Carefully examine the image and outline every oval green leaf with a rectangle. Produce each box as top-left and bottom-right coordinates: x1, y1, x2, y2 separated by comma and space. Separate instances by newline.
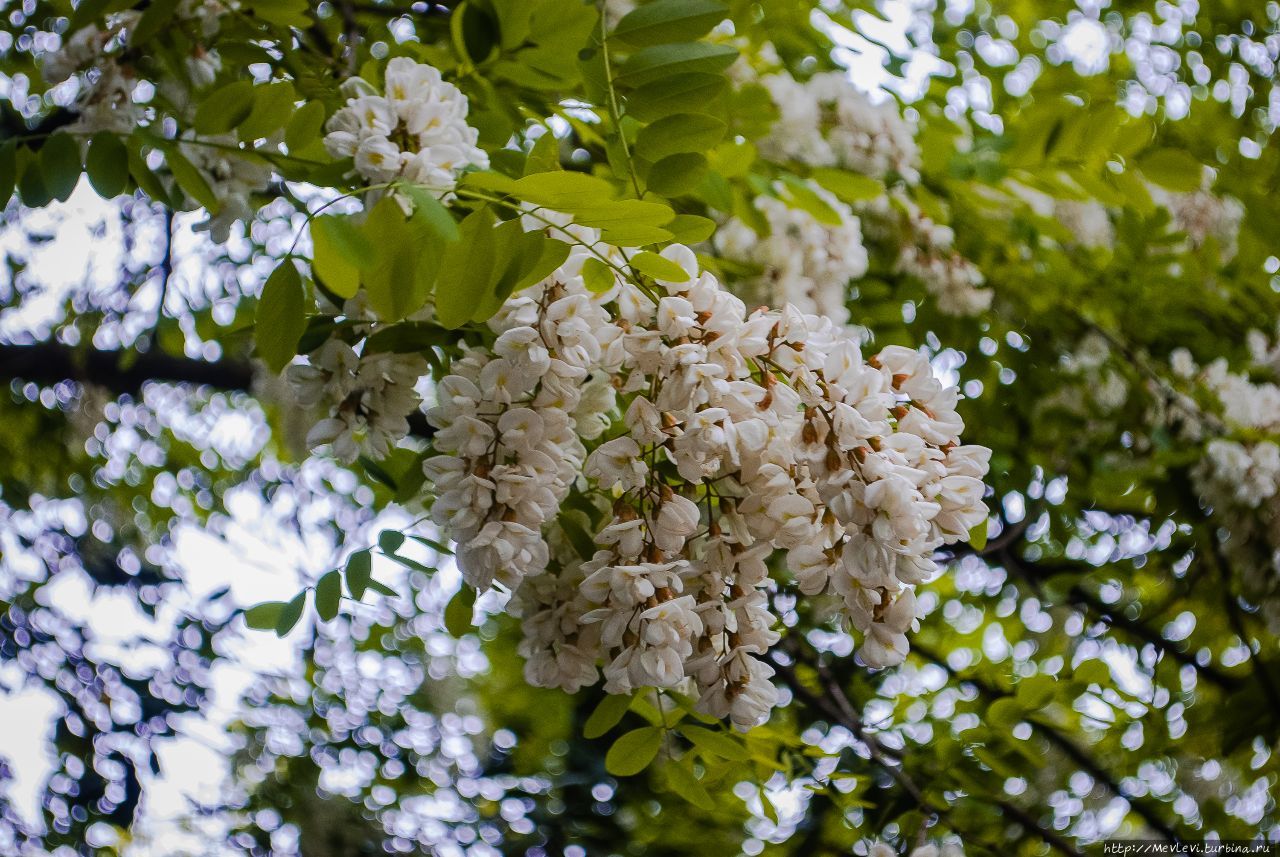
605, 726, 663, 776
256, 260, 307, 373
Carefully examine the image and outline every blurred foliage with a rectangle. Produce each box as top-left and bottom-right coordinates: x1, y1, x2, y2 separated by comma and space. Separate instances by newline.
0, 0, 1279, 856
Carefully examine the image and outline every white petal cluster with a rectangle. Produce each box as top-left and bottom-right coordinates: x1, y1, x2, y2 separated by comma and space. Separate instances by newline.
287, 338, 428, 464
324, 58, 488, 194
878, 193, 992, 317
42, 12, 148, 135
1172, 344, 1280, 510
715, 186, 868, 327
1054, 199, 1115, 250
862, 841, 965, 857
179, 133, 273, 243
1150, 185, 1244, 262
757, 69, 921, 183
424, 218, 988, 727
1202, 439, 1280, 508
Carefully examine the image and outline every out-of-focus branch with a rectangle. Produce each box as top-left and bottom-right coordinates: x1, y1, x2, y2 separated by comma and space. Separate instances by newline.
943, 508, 1240, 692
774, 644, 1086, 857
0, 342, 254, 393
911, 641, 1184, 845
0, 341, 435, 438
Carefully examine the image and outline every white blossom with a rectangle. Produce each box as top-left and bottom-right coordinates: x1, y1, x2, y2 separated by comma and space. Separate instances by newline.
324, 57, 488, 196
412, 219, 988, 725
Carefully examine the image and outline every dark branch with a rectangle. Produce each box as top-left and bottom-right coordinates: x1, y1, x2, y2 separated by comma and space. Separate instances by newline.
0, 342, 254, 394
912, 642, 1184, 845
0, 341, 436, 438
774, 645, 1085, 857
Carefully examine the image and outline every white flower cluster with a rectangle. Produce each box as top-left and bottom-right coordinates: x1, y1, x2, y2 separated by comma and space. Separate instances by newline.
180, 133, 273, 243
42, 11, 148, 135
1151, 185, 1244, 262
757, 69, 921, 183
1054, 199, 1115, 250
324, 58, 488, 194
1171, 345, 1280, 510
287, 338, 428, 464
887, 194, 992, 316
863, 842, 964, 857
715, 186, 869, 327
421, 218, 988, 727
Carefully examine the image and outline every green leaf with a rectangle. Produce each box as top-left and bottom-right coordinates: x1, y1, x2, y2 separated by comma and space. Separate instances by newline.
507, 170, 617, 209
809, 167, 883, 203
285, 100, 327, 152
129, 0, 180, 46
582, 257, 616, 294
128, 145, 172, 205
987, 697, 1023, 730
367, 579, 397, 598
85, 133, 129, 198
378, 530, 406, 554
625, 73, 727, 123
18, 154, 52, 208
1016, 674, 1057, 709
243, 601, 286, 630
664, 759, 714, 809
0, 140, 15, 210
646, 152, 708, 196
195, 80, 257, 135
1075, 659, 1111, 687
584, 693, 634, 739
665, 213, 716, 244
759, 786, 779, 824
707, 140, 756, 178
777, 177, 842, 226
511, 237, 570, 292
314, 570, 341, 622
605, 726, 663, 776
635, 113, 726, 162
967, 519, 989, 553
1138, 148, 1205, 193
275, 589, 307, 636
403, 185, 462, 243
612, 0, 727, 47
243, 0, 311, 28
444, 585, 477, 637
255, 260, 307, 373
680, 725, 749, 761
166, 147, 219, 211
630, 250, 690, 282
345, 549, 373, 600
615, 43, 738, 88
435, 206, 498, 328
238, 81, 297, 141
572, 199, 676, 232
41, 132, 81, 203
407, 534, 454, 555
310, 214, 371, 299
361, 196, 441, 320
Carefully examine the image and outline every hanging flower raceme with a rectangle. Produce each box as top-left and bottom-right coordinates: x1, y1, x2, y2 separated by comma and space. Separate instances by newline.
755, 67, 921, 183
324, 57, 489, 195
420, 216, 990, 728
715, 184, 869, 327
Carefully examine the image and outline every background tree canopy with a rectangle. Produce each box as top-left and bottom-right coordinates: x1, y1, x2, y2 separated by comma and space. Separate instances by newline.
0, 0, 1278, 855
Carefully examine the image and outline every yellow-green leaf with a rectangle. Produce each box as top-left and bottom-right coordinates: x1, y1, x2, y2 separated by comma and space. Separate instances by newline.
584, 693, 633, 739
255, 260, 307, 373
605, 726, 662, 776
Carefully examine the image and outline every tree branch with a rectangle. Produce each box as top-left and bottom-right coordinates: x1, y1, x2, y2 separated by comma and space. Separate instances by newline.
774, 644, 1086, 857
911, 642, 1184, 844
0, 342, 254, 394
0, 341, 436, 438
